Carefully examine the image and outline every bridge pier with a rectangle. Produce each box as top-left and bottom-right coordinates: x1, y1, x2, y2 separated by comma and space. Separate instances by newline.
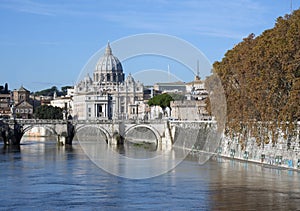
0, 120, 24, 145
111, 131, 124, 145
66, 121, 75, 145
57, 134, 65, 145
56, 121, 75, 145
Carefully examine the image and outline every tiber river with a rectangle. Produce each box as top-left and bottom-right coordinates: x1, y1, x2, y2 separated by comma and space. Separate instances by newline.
1, 136, 300, 210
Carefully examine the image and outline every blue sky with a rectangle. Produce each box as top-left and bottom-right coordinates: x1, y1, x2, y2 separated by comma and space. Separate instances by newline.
0, 0, 299, 91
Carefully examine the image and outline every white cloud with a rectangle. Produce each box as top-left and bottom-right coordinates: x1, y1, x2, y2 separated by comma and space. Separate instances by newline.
0, 0, 56, 16
0, 0, 271, 39
98, 0, 268, 39
0, 0, 93, 16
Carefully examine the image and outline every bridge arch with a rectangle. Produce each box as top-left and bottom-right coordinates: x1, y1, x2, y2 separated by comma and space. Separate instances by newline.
23, 125, 58, 136
124, 124, 161, 144
75, 125, 111, 144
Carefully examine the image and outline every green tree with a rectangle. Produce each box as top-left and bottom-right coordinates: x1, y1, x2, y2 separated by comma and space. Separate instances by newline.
34, 85, 73, 97
169, 93, 185, 101
34, 105, 63, 119
35, 86, 58, 96
148, 93, 174, 110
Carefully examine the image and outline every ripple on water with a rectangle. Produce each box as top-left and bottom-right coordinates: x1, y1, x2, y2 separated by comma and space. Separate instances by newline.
1, 138, 300, 210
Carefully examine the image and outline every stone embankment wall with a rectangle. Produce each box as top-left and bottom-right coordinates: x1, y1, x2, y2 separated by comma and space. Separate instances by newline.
219, 135, 300, 170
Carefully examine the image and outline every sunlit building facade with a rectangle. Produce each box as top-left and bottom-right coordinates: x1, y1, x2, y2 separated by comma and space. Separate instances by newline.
72, 43, 144, 120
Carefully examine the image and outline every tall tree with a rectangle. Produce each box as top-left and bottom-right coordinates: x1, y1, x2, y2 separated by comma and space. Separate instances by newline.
210, 9, 300, 146
34, 105, 63, 119
148, 93, 174, 110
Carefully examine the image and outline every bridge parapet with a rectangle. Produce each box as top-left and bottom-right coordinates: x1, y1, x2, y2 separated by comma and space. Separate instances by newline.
3, 118, 67, 125
169, 120, 217, 128
71, 119, 166, 125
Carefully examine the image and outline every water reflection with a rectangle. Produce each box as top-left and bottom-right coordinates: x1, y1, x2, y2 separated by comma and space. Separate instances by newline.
208, 156, 300, 210
1, 144, 21, 154
76, 126, 191, 179
117, 141, 158, 159
78, 137, 190, 179
1, 137, 300, 210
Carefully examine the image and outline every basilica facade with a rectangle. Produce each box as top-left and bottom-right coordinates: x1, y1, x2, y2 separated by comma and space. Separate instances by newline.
72, 43, 144, 120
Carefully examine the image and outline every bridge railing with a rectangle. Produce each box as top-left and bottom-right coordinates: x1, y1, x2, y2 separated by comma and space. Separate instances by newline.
73, 119, 168, 125
169, 120, 217, 124
2, 118, 67, 125
74, 119, 113, 124
71, 119, 216, 125
1, 118, 218, 125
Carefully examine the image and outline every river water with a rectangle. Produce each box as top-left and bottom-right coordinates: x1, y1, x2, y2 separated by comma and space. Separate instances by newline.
1, 137, 300, 210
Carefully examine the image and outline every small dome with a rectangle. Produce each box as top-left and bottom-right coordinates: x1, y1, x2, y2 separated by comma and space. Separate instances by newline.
95, 42, 123, 73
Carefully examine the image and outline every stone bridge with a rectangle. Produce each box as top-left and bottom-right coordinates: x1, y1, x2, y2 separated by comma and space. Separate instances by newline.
0, 118, 217, 147
0, 119, 169, 145
0, 119, 75, 145
74, 119, 167, 145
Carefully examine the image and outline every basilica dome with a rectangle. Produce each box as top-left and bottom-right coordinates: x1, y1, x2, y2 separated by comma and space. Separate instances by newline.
94, 42, 124, 84
95, 43, 123, 72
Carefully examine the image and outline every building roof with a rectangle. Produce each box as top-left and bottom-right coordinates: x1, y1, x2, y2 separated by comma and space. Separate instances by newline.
15, 100, 33, 108
84, 73, 93, 84
154, 81, 186, 86
17, 86, 29, 92
125, 73, 135, 84
186, 79, 204, 85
